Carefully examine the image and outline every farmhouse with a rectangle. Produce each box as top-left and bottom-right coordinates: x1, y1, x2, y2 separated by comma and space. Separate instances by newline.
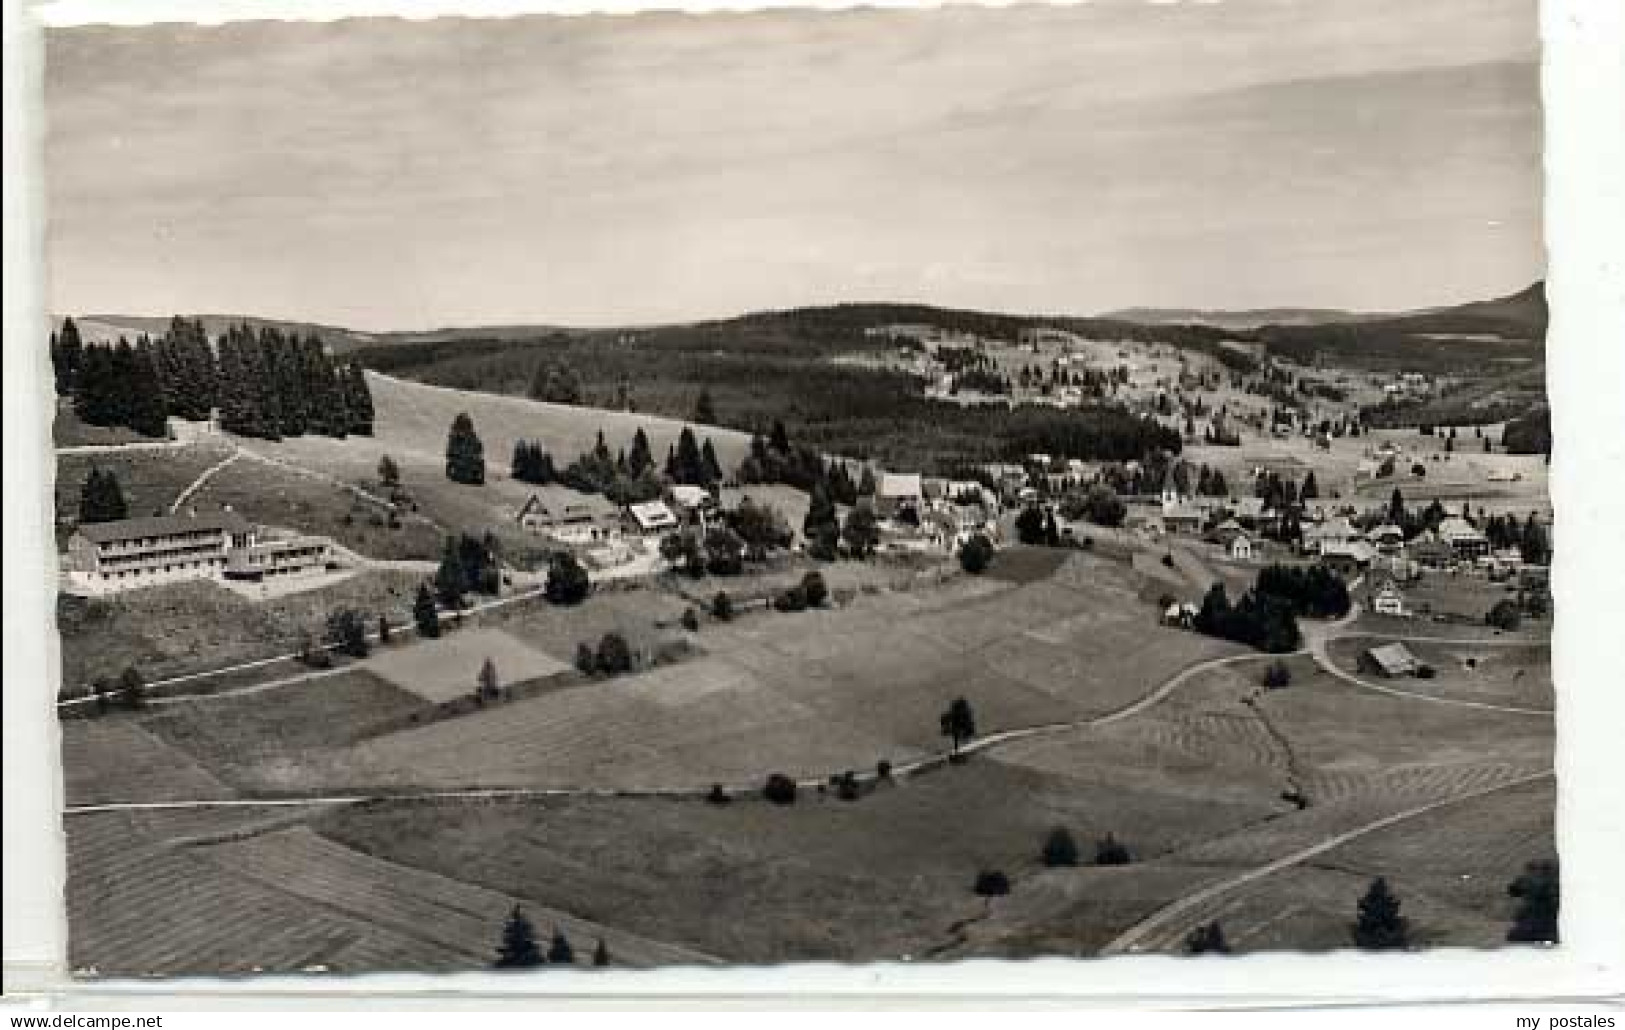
1303, 516, 1361, 555
1438, 516, 1490, 559
876, 473, 924, 522
517, 489, 619, 543
1367, 523, 1406, 554
1162, 502, 1204, 535
1408, 533, 1458, 569
667, 484, 716, 521
1321, 540, 1376, 578
1228, 532, 1255, 561
624, 500, 681, 536
1359, 642, 1422, 677
1370, 580, 1409, 617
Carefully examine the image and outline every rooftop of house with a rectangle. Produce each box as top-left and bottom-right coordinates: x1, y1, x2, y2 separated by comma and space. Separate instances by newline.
668, 485, 712, 508
519, 488, 618, 520
627, 500, 679, 527
879, 473, 923, 499
1364, 642, 1420, 675
75, 511, 250, 545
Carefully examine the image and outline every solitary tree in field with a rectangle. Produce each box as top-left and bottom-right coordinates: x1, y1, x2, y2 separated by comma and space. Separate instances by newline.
693, 388, 717, 425
445, 412, 486, 485
959, 533, 995, 575
1507, 860, 1560, 944
940, 697, 977, 757
1040, 826, 1079, 868
494, 906, 545, 969
412, 583, 441, 639
78, 467, 129, 524
1184, 921, 1231, 955
435, 538, 468, 610
117, 666, 145, 711
548, 929, 574, 965
377, 454, 400, 490
1351, 877, 1410, 950
477, 657, 500, 701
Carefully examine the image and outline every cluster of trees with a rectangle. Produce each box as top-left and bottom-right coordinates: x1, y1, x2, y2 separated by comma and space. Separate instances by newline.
771, 571, 827, 613
78, 468, 129, 523
1500, 408, 1551, 457
56, 318, 375, 441
509, 440, 559, 485
434, 533, 502, 608
214, 325, 373, 440
661, 498, 793, 577
1058, 485, 1126, 528
736, 420, 826, 491
1038, 827, 1132, 868
494, 906, 607, 969
1252, 564, 1352, 619
87, 666, 147, 714
801, 473, 879, 561
1192, 582, 1302, 653
574, 631, 635, 677
528, 360, 585, 405
544, 552, 592, 605
1014, 505, 1062, 546
557, 429, 664, 503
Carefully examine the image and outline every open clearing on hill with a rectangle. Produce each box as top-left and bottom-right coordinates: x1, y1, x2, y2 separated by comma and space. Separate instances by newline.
365, 627, 572, 702
239, 371, 754, 491
55, 442, 234, 540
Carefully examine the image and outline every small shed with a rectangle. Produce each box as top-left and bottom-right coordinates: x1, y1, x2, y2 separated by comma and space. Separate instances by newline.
1358, 642, 1421, 677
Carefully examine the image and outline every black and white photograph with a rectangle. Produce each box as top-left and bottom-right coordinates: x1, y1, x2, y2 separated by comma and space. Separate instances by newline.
37, 0, 1564, 979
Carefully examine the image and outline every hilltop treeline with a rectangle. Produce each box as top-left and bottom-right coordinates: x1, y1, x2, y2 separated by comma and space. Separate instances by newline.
51, 316, 373, 441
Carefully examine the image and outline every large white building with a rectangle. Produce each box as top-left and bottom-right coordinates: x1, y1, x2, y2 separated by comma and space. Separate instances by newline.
63, 512, 332, 595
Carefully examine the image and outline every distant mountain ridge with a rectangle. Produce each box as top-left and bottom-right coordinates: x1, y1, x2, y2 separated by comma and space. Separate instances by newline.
61, 281, 1545, 365
1102, 281, 1546, 337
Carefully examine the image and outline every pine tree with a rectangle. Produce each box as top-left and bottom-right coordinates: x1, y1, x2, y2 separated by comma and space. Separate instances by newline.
693, 388, 716, 424
769, 419, 791, 455
592, 938, 610, 967
628, 427, 653, 477
494, 906, 545, 969
51, 316, 85, 395
1184, 921, 1230, 955
673, 426, 706, 486
477, 657, 499, 701
78, 468, 129, 523
435, 537, 468, 609
803, 480, 839, 544
413, 583, 441, 639
445, 412, 486, 485
700, 438, 724, 485
548, 928, 574, 965
1507, 860, 1559, 944
344, 362, 375, 435
1351, 877, 1409, 950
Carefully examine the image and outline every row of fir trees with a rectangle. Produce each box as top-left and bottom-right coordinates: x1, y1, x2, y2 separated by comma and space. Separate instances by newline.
51, 316, 373, 441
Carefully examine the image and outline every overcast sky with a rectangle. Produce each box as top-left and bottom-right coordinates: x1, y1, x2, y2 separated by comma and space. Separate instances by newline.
45, 0, 1542, 330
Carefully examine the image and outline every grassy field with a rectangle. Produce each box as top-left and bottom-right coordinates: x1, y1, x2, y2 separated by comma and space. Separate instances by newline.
55, 443, 234, 539
137, 669, 429, 794
56, 568, 427, 689
317, 750, 1282, 964
325, 553, 1233, 791
365, 627, 572, 703
65, 807, 704, 976
240, 371, 754, 496
61, 717, 237, 808
1325, 638, 1553, 709
188, 454, 445, 562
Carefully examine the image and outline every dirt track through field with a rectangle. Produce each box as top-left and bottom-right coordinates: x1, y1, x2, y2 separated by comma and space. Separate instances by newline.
1096, 768, 1554, 956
